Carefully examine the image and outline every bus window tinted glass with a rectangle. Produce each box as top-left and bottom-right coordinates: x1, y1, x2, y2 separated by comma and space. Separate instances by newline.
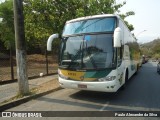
63, 17, 116, 36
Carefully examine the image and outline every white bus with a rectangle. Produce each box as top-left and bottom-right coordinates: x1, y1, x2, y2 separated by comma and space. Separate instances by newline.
47, 14, 140, 92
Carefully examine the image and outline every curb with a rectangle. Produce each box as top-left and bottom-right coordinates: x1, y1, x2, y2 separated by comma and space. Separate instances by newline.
0, 87, 62, 112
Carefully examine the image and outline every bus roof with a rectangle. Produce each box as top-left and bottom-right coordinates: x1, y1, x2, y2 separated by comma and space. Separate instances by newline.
66, 14, 120, 24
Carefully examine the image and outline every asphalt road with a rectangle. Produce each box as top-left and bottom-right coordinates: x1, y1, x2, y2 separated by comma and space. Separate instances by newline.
5, 62, 160, 120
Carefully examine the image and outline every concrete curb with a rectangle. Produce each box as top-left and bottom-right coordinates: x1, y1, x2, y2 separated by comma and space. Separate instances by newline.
0, 87, 62, 112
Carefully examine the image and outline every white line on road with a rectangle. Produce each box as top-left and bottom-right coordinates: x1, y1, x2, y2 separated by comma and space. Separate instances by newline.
99, 101, 110, 111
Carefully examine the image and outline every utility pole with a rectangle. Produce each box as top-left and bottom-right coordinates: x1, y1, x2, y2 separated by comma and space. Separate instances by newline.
13, 0, 29, 95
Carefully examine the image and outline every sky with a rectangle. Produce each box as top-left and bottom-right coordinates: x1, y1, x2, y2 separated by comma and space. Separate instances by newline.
116, 0, 160, 43
0, 0, 4, 3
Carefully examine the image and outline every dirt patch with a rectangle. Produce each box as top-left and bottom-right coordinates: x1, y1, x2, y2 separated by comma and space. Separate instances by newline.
0, 54, 58, 81
27, 54, 58, 65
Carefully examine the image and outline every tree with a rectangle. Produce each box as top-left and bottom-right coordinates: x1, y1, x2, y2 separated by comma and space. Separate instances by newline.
0, 0, 135, 53
119, 11, 135, 31
152, 42, 160, 55
13, 0, 29, 95
23, 0, 135, 52
0, 0, 15, 49
140, 38, 160, 59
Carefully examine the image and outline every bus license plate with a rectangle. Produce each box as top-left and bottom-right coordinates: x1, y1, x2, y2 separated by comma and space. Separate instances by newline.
78, 84, 87, 89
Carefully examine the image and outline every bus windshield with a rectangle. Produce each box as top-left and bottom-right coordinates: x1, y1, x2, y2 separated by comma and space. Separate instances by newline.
60, 34, 116, 70
62, 17, 116, 36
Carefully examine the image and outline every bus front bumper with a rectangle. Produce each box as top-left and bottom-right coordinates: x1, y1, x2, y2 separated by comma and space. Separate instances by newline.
59, 77, 120, 92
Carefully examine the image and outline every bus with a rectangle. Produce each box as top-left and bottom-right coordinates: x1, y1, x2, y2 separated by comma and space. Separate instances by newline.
47, 14, 140, 92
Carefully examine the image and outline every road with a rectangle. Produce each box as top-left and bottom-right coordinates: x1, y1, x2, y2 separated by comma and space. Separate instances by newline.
5, 62, 160, 119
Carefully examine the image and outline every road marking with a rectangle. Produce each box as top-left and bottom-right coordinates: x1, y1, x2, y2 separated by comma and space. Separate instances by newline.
100, 103, 158, 111
99, 101, 110, 111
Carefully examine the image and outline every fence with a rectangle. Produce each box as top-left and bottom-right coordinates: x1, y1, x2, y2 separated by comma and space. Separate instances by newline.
0, 47, 58, 83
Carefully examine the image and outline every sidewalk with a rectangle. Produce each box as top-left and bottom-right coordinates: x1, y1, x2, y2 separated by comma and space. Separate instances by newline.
0, 74, 60, 110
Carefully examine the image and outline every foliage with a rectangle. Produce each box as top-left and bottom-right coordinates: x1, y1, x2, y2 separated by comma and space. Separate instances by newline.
0, 0, 14, 50
140, 38, 160, 59
120, 11, 135, 31
0, 0, 135, 53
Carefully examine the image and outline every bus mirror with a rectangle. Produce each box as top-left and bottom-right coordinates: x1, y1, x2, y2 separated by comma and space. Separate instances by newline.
47, 34, 59, 51
114, 27, 122, 47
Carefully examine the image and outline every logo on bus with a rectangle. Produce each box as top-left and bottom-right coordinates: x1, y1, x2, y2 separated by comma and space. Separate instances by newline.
68, 72, 76, 76
80, 76, 84, 81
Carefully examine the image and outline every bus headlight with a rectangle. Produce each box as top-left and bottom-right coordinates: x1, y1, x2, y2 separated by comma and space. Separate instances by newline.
59, 73, 69, 80
58, 69, 69, 80
98, 76, 116, 81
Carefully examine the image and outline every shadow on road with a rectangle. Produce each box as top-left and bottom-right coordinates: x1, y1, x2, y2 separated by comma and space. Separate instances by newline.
37, 62, 160, 111
69, 62, 160, 111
